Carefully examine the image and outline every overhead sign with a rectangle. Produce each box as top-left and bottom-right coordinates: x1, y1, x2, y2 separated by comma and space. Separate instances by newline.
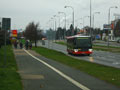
103, 24, 111, 30
2, 18, 11, 30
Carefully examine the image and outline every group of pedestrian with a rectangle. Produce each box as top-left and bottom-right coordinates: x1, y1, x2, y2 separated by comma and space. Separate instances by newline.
13, 40, 32, 50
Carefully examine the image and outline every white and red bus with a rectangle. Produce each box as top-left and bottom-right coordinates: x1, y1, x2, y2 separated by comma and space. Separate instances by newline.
66, 35, 93, 55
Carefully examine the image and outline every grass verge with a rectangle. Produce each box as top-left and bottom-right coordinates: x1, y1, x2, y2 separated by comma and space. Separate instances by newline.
32, 46, 120, 87
0, 45, 23, 90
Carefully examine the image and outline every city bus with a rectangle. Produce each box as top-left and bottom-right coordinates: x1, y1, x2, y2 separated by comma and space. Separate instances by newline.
66, 35, 93, 55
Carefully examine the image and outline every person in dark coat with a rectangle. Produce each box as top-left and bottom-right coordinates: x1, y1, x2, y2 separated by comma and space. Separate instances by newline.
14, 40, 18, 49
19, 42, 23, 49
25, 40, 29, 50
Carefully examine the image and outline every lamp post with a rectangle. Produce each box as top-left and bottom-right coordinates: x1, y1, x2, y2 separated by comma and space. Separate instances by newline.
93, 12, 100, 40
58, 12, 66, 39
64, 5, 74, 35
54, 15, 60, 28
93, 12, 100, 29
90, 0, 92, 37
83, 16, 90, 29
83, 16, 90, 35
80, 23, 83, 29
53, 15, 57, 41
51, 17, 54, 31
107, 6, 118, 47
75, 18, 82, 28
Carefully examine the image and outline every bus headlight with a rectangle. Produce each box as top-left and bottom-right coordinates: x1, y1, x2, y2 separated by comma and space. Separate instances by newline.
89, 49, 93, 52
74, 49, 78, 52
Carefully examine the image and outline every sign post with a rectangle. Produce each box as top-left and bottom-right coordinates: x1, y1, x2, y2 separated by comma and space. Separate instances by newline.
2, 18, 11, 68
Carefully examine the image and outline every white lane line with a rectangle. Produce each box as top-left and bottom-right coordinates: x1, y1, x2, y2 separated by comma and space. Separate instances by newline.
24, 49, 90, 90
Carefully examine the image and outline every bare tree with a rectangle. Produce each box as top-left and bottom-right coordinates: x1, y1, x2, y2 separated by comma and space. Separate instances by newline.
24, 22, 39, 47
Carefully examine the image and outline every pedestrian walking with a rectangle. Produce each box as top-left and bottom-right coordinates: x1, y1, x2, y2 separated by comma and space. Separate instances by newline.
14, 40, 18, 49
19, 42, 23, 49
25, 40, 29, 50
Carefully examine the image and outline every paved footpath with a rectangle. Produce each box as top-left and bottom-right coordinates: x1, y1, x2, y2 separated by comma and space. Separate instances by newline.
14, 48, 120, 90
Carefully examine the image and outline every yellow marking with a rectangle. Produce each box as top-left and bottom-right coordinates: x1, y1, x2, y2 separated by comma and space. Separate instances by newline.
89, 57, 94, 62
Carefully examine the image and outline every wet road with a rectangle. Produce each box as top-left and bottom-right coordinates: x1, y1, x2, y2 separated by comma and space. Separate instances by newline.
37, 40, 120, 69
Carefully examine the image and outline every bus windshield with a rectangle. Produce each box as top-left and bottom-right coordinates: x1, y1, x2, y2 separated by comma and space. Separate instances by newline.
75, 37, 92, 48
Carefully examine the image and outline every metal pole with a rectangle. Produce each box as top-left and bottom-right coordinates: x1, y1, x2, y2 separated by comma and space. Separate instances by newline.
65, 13, 66, 39
108, 8, 110, 47
59, 16, 60, 28
58, 12, 67, 39
4, 30, 7, 68
93, 12, 100, 39
54, 16, 57, 42
90, 0, 92, 37
107, 6, 118, 47
64, 6, 74, 35
93, 14, 95, 29
83, 16, 90, 34
72, 7, 74, 35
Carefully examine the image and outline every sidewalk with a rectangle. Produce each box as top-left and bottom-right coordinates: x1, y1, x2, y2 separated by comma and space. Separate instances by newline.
14, 48, 120, 90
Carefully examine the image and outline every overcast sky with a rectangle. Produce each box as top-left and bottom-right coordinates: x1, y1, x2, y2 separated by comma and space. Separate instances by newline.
0, 0, 120, 30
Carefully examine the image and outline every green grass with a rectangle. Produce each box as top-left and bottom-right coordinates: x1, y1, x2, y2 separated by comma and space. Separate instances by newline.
55, 41, 67, 46
0, 45, 23, 90
32, 46, 120, 87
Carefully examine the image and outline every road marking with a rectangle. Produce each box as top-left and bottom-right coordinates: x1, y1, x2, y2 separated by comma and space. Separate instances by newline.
89, 57, 94, 62
24, 49, 90, 90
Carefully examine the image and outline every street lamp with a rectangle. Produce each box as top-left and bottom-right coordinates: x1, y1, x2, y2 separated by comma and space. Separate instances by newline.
108, 6, 118, 24
83, 16, 90, 35
83, 16, 90, 29
93, 12, 100, 29
75, 18, 83, 28
58, 12, 66, 39
90, 0, 92, 37
54, 15, 60, 28
51, 17, 54, 31
107, 6, 118, 47
53, 15, 58, 41
64, 5, 74, 35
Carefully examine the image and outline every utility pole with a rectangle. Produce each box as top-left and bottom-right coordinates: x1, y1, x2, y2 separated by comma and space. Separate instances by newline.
90, 0, 92, 37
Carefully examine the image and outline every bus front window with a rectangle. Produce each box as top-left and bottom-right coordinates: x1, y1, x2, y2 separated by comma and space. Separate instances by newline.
76, 38, 92, 48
